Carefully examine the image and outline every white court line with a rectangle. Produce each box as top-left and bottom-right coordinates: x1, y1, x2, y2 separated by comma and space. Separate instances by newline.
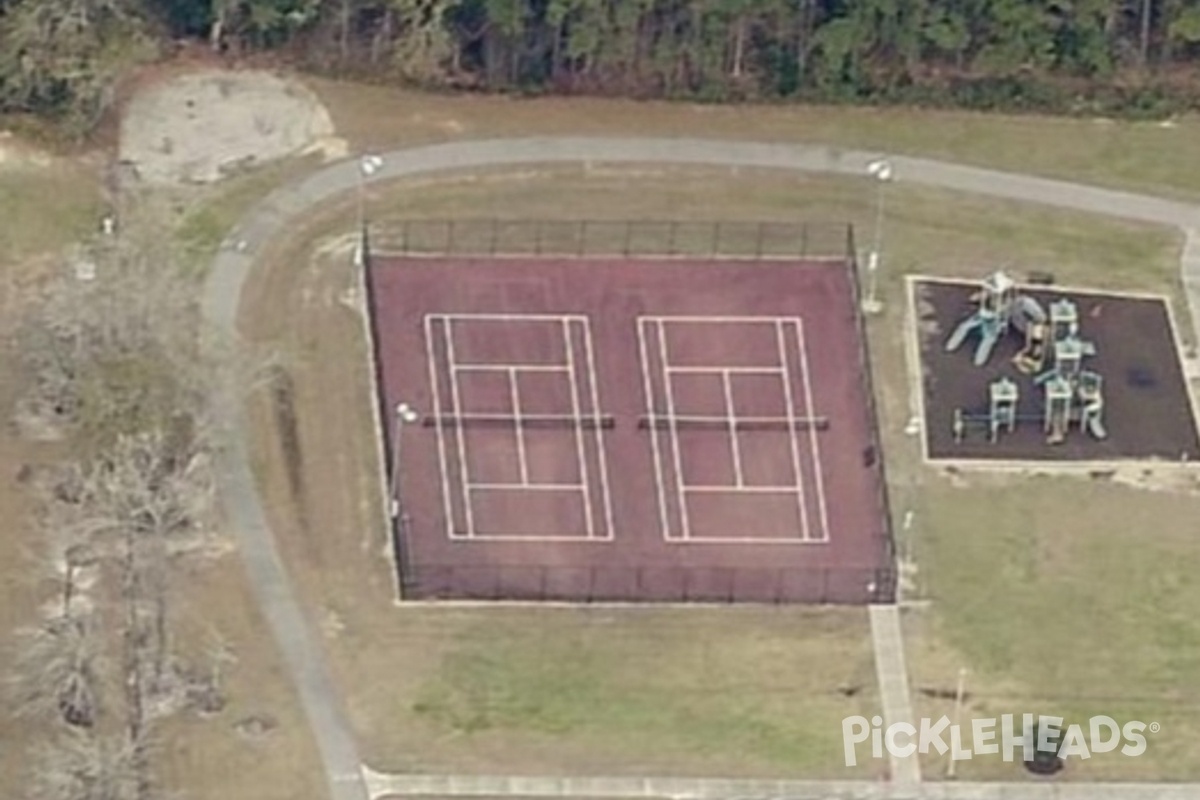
508, 368, 528, 484
685, 485, 803, 493
641, 414, 825, 427
722, 370, 744, 487
656, 320, 692, 541
637, 320, 672, 541
581, 317, 615, 541
452, 363, 571, 373
443, 319, 477, 538
642, 315, 794, 324
666, 365, 786, 375
562, 319, 595, 538
469, 483, 585, 491
424, 316, 458, 543
431, 313, 590, 322
795, 318, 831, 543
454, 532, 604, 542
775, 319, 811, 542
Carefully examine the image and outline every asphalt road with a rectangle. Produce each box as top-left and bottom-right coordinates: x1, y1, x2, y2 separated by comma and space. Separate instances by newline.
201, 137, 1200, 800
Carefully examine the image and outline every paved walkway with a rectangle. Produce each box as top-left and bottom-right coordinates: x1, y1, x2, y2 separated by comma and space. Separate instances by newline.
202, 137, 1200, 800
869, 605, 921, 787
360, 768, 1200, 800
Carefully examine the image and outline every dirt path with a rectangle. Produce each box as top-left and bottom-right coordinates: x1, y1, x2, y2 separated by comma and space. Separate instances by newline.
203, 137, 1200, 800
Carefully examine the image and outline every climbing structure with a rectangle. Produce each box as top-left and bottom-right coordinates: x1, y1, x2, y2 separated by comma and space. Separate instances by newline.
944, 271, 1018, 366
952, 377, 1019, 444
947, 273, 1108, 447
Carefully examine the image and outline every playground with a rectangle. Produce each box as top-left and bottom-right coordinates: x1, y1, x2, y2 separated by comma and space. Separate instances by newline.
912, 274, 1200, 463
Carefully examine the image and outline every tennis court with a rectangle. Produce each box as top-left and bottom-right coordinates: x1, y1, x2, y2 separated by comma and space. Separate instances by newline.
365, 255, 894, 604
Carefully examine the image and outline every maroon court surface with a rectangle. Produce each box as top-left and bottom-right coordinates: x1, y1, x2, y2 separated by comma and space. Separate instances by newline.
365, 256, 894, 604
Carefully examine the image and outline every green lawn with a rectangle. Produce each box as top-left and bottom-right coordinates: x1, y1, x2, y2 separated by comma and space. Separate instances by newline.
0, 162, 102, 266
907, 476, 1200, 780
396, 607, 880, 777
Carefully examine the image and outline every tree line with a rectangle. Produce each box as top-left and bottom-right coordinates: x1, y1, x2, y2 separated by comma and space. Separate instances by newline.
4, 0, 1200, 133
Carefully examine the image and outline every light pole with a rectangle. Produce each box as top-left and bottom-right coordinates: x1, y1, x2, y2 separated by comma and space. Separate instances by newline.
389, 402, 419, 520
863, 158, 893, 315
356, 154, 384, 266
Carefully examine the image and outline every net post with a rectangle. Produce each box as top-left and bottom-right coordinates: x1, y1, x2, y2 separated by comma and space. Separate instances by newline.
756, 221, 764, 258
578, 219, 586, 257
490, 218, 498, 255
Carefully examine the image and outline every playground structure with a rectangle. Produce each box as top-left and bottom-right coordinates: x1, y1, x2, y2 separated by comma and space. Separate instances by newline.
946, 272, 1108, 446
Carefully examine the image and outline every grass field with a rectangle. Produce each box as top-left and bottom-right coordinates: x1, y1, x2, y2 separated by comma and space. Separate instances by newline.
236, 162, 1196, 780
904, 475, 1200, 781
309, 77, 1200, 202
0, 157, 102, 267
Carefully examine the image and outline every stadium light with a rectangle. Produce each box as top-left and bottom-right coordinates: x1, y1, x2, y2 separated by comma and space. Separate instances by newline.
389, 401, 419, 520
863, 158, 892, 315
357, 154, 385, 243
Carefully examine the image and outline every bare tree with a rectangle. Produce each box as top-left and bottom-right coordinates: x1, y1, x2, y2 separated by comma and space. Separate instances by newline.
8, 615, 104, 728
28, 728, 146, 800
13, 222, 211, 453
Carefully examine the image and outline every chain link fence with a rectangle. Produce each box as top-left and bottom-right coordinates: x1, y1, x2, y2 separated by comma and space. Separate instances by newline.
369, 218, 856, 260
400, 563, 897, 605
